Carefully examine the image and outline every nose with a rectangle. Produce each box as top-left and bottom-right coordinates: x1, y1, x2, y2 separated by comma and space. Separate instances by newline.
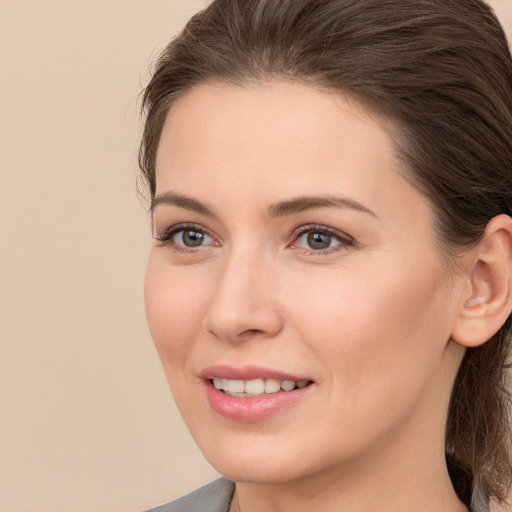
204, 250, 284, 343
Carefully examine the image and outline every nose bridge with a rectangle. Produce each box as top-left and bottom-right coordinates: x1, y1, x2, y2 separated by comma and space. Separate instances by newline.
205, 244, 282, 342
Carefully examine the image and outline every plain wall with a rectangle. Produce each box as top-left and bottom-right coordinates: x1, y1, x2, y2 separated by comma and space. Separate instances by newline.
1, 1, 511, 511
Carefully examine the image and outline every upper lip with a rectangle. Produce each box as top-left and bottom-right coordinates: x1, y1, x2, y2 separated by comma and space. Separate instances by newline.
200, 364, 313, 382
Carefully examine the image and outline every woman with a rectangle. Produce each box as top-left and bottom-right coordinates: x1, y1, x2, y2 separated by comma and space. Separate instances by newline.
139, 0, 512, 511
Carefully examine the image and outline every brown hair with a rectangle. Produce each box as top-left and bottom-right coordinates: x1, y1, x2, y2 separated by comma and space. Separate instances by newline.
139, 0, 512, 507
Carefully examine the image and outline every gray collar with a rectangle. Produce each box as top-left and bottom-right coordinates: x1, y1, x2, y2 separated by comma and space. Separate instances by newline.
143, 478, 235, 512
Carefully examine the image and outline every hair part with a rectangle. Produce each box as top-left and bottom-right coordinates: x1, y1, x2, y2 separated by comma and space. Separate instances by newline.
139, 0, 512, 506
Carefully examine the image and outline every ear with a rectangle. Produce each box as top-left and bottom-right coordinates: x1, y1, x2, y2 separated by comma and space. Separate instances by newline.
451, 214, 512, 348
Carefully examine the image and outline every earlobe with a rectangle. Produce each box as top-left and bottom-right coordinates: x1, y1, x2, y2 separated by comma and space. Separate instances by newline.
451, 214, 512, 348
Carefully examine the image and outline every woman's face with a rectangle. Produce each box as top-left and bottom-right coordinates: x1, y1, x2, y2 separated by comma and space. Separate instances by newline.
145, 82, 466, 484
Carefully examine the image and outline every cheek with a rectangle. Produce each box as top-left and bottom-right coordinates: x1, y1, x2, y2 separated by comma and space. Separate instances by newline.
278, 260, 455, 455
286, 257, 454, 392
144, 257, 208, 364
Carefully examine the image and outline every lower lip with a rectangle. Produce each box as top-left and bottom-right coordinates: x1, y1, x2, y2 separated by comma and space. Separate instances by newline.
203, 380, 314, 422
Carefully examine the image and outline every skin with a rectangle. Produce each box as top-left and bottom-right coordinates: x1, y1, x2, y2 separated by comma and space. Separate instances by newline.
145, 81, 473, 512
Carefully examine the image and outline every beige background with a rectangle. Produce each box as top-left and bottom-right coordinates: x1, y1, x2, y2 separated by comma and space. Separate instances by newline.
1, 1, 511, 511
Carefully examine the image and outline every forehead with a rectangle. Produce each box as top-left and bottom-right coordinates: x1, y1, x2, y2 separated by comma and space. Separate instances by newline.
157, 81, 390, 152
156, 82, 401, 196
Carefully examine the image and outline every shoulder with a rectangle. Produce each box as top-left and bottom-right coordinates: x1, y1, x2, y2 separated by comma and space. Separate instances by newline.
142, 478, 235, 512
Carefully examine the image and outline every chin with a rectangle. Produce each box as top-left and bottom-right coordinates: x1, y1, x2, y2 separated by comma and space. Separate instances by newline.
211, 456, 306, 484
189, 429, 300, 482
193, 427, 340, 485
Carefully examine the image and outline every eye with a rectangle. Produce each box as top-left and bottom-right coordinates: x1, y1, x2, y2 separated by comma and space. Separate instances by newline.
173, 228, 213, 247
302, 232, 335, 250
292, 226, 353, 253
156, 224, 216, 250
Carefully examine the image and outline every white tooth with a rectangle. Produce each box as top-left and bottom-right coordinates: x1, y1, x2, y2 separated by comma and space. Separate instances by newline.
245, 379, 265, 394
264, 378, 281, 394
281, 380, 296, 391
213, 378, 222, 389
228, 380, 245, 394
296, 380, 308, 389
221, 378, 229, 390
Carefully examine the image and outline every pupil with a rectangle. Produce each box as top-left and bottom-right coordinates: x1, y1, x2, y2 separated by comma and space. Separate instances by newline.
183, 230, 204, 247
307, 232, 331, 250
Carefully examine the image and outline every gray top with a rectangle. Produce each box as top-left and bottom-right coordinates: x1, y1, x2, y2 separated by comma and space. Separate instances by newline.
143, 478, 235, 512
143, 473, 482, 512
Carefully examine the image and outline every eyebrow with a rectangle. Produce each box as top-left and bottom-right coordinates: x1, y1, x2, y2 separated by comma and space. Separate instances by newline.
268, 196, 378, 218
151, 191, 216, 217
151, 191, 377, 219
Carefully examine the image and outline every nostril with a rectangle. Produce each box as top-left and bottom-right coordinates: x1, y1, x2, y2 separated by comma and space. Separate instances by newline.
240, 328, 264, 336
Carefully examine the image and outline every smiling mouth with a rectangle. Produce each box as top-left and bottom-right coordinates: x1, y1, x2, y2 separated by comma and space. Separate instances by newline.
212, 377, 313, 397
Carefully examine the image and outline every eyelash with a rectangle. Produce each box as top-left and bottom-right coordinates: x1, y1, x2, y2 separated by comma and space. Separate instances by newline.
154, 223, 354, 255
